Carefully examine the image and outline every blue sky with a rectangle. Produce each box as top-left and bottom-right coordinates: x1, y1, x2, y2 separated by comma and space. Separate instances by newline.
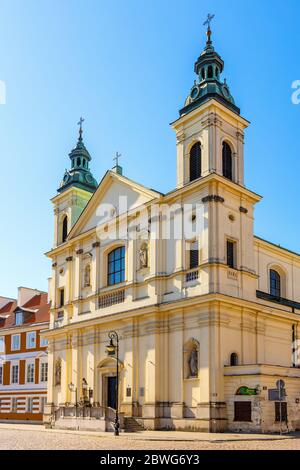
0, 0, 299, 298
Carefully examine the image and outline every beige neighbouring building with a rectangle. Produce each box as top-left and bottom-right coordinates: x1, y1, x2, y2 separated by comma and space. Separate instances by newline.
43, 26, 300, 433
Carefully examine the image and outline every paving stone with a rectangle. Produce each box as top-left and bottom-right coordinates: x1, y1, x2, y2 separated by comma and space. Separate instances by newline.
0, 427, 299, 450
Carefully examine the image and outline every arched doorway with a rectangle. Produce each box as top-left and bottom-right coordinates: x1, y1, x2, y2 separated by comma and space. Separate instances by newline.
97, 357, 124, 409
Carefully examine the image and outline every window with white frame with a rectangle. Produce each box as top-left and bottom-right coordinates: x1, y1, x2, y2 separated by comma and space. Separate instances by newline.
11, 364, 19, 384
11, 397, 17, 412
0, 365, 3, 385
27, 396, 33, 413
26, 331, 36, 349
0, 336, 5, 353
40, 362, 48, 383
40, 336, 48, 347
15, 311, 23, 326
11, 334, 20, 351
26, 363, 35, 383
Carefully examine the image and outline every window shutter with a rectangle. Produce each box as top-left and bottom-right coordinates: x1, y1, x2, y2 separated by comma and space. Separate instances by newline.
190, 247, 199, 269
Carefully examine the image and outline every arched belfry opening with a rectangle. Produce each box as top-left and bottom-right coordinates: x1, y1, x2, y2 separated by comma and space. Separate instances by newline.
222, 141, 233, 181
62, 215, 68, 243
189, 142, 201, 182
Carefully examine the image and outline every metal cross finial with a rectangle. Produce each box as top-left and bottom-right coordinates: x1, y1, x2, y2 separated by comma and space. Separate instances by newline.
203, 13, 215, 30
113, 151, 121, 167
77, 116, 85, 140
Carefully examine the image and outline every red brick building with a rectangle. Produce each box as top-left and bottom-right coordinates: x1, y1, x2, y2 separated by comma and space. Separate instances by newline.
0, 287, 49, 422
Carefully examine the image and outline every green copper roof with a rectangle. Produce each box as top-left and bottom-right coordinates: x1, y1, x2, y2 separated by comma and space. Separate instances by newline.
58, 119, 98, 194
180, 26, 239, 116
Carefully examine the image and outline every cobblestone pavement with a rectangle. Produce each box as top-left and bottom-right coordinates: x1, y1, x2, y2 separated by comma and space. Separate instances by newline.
0, 428, 299, 450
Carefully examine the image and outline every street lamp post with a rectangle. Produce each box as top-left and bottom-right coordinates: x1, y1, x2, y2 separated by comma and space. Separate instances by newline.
106, 330, 120, 436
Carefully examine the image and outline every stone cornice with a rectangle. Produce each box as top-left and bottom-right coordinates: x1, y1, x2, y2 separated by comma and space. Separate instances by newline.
224, 363, 300, 379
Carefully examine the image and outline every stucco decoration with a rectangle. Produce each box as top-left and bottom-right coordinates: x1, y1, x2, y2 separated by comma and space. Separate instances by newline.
188, 347, 198, 377
184, 338, 199, 379
84, 264, 91, 287
139, 243, 148, 269
55, 358, 62, 386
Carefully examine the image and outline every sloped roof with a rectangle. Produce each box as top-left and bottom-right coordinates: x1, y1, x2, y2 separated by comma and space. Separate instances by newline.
0, 292, 49, 329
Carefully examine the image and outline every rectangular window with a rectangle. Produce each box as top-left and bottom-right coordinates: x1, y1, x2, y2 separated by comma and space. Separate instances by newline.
0, 365, 3, 385
234, 401, 252, 422
40, 363, 48, 383
27, 397, 33, 413
0, 336, 5, 353
275, 402, 287, 422
11, 397, 18, 412
11, 365, 19, 384
26, 363, 35, 383
59, 288, 65, 307
189, 241, 199, 269
11, 334, 20, 351
26, 331, 36, 349
40, 336, 48, 347
15, 311, 23, 326
227, 240, 236, 269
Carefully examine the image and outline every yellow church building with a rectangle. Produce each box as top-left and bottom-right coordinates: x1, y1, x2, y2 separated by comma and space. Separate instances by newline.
43, 24, 300, 433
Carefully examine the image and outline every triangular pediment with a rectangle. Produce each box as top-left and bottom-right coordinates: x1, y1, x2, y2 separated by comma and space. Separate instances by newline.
69, 171, 162, 239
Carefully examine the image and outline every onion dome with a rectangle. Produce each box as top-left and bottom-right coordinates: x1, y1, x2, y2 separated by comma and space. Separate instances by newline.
180, 22, 239, 116
58, 118, 98, 194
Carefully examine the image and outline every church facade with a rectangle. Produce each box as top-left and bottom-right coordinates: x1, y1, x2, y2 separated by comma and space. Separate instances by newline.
43, 25, 300, 433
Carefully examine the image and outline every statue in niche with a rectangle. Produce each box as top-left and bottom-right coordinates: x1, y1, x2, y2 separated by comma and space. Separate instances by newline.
188, 347, 198, 377
55, 358, 61, 386
139, 244, 148, 269
84, 264, 91, 287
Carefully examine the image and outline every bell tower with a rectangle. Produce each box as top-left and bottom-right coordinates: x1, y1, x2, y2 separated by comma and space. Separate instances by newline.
172, 18, 261, 302
52, 118, 98, 247
173, 20, 248, 189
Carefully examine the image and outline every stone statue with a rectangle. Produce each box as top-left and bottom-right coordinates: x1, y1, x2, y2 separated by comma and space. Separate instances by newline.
139, 244, 148, 269
55, 359, 61, 386
84, 264, 91, 287
188, 348, 198, 377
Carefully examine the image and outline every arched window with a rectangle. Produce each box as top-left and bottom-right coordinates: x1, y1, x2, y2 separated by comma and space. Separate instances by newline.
108, 246, 125, 286
270, 269, 281, 297
77, 157, 81, 167
222, 142, 233, 180
201, 68, 205, 80
207, 65, 213, 79
62, 215, 68, 243
230, 352, 238, 366
189, 142, 201, 182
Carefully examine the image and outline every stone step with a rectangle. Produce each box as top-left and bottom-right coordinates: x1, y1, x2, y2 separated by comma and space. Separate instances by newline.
124, 417, 144, 433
